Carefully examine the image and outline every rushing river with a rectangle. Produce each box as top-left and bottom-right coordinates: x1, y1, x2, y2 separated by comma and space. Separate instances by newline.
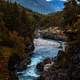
18, 38, 64, 80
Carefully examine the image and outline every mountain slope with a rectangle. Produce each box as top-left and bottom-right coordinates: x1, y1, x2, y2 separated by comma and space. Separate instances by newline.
16, 0, 65, 14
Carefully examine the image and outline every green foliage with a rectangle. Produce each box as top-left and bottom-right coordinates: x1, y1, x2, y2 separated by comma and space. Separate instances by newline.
63, 0, 79, 26
0, 1, 41, 36
57, 0, 80, 66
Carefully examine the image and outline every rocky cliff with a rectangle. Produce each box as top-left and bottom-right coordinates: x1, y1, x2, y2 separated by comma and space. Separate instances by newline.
0, 1, 36, 80
37, 0, 80, 80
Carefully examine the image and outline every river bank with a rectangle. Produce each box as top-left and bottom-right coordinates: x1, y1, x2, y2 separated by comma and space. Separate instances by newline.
35, 27, 67, 41
0, 1, 35, 80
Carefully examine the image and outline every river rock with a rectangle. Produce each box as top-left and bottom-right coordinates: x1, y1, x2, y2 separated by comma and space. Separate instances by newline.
36, 62, 44, 72
41, 32, 65, 41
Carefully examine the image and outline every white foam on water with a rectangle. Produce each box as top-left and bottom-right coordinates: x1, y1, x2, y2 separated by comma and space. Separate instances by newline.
18, 38, 63, 80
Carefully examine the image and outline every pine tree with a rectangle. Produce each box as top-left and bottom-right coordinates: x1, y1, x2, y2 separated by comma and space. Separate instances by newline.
63, 0, 78, 26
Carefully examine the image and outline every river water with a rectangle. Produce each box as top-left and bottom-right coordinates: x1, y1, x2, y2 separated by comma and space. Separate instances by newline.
18, 38, 63, 80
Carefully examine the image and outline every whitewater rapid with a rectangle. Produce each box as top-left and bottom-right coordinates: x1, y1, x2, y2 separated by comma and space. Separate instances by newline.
18, 38, 62, 80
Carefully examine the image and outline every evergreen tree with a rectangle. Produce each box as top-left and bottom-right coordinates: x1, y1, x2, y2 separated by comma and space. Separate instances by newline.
63, 0, 78, 26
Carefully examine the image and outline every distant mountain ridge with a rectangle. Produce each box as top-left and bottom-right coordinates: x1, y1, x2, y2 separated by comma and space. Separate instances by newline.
16, 0, 65, 14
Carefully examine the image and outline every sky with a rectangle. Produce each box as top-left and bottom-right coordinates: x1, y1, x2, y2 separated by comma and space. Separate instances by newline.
16, 0, 67, 14
46, 0, 67, 1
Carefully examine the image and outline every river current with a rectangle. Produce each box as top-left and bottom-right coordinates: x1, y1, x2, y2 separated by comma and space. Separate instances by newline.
18, 38, 63, 80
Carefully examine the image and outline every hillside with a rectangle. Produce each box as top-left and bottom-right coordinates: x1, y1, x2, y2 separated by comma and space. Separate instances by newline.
37, 0, 80, 80
0, 1, 42, 80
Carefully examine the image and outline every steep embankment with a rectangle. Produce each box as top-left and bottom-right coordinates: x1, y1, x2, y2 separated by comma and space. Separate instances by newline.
37, 1, 80, 80
0, 1, 39, 80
